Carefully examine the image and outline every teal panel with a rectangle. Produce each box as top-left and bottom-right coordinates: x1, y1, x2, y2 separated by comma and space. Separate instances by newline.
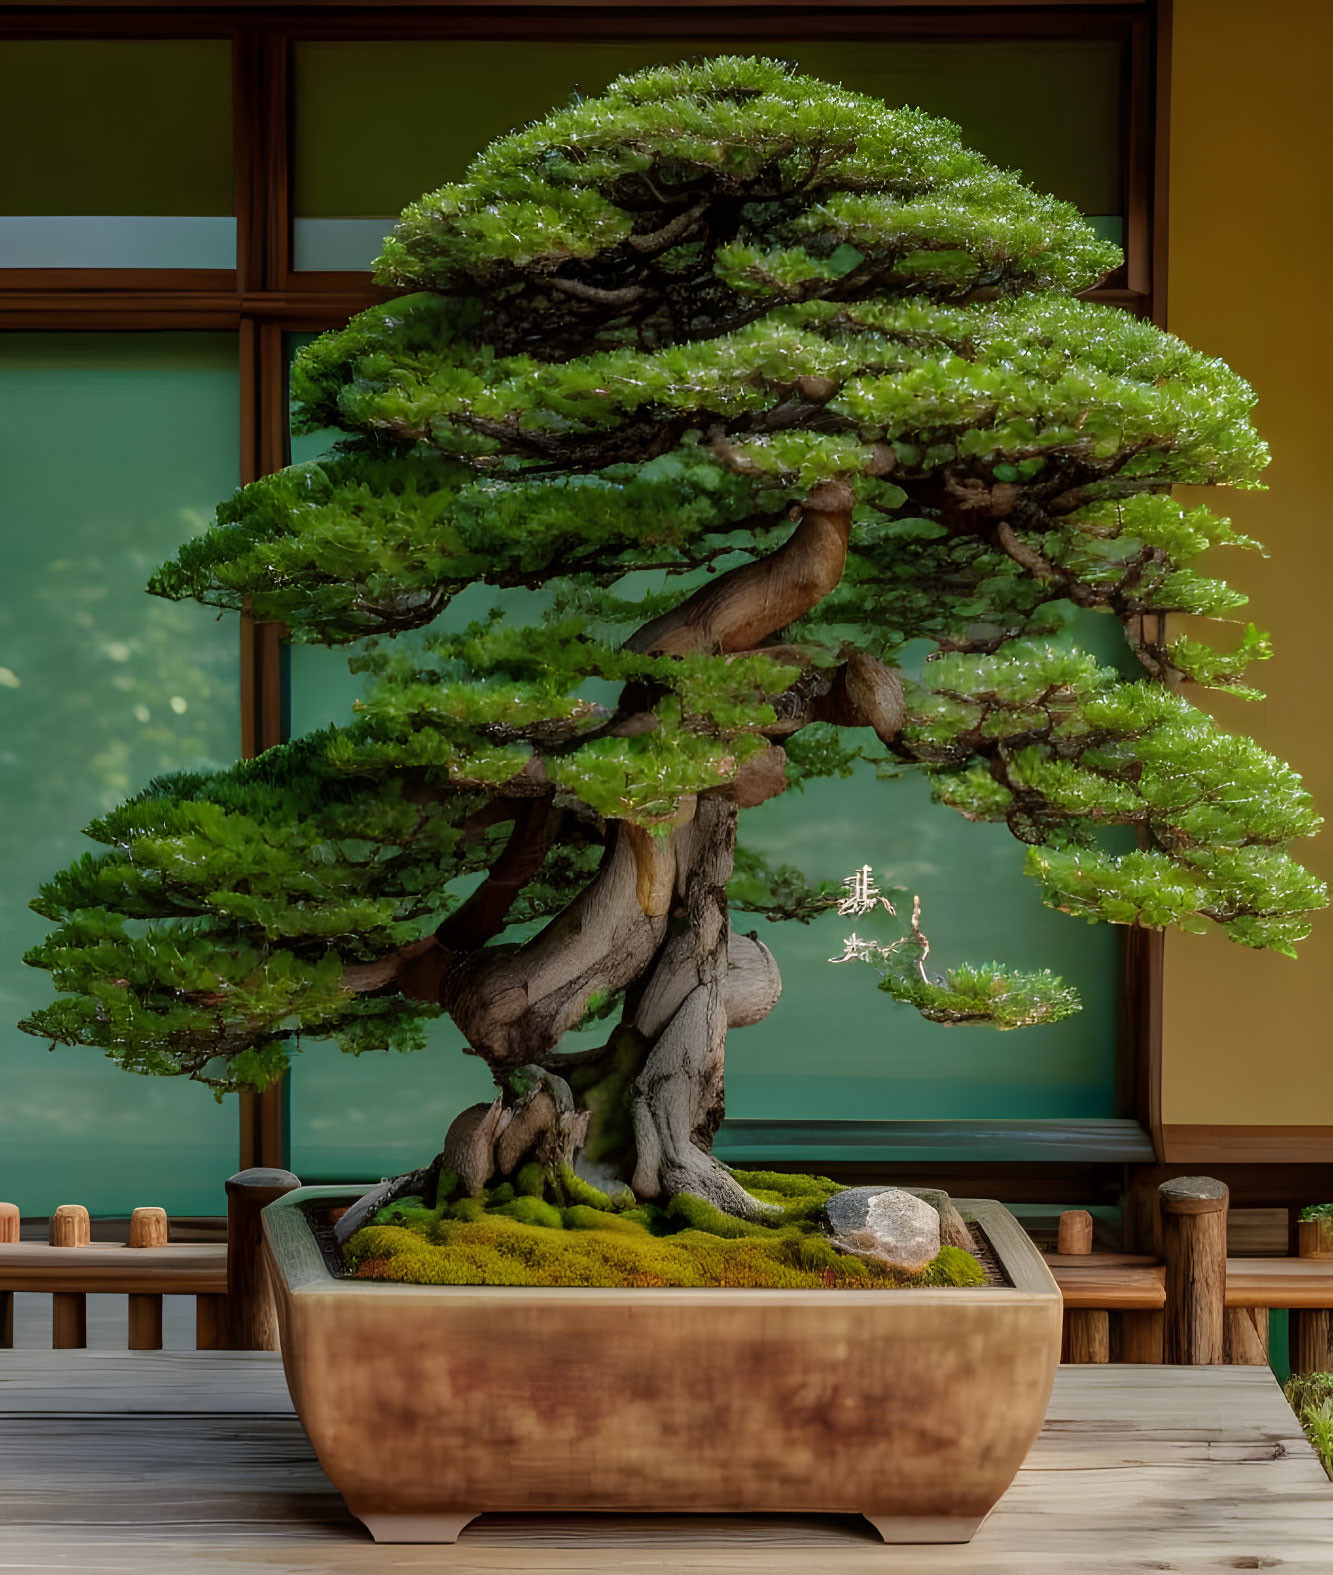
1270, 1310, 1291, 1386
292, 38, 1122, 268
281, 332, 1125, 1179
0, 335, 241, 1218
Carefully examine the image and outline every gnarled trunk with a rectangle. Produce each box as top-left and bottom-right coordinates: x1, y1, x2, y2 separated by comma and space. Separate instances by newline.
434, 792, 781, 1212
344, 478, 880, 1217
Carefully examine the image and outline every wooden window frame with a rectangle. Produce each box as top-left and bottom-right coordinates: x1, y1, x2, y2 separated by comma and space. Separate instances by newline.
0, 1, 1171, 1182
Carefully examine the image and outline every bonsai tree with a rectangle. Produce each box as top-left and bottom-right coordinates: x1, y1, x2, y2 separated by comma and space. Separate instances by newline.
23, 58, 1324, 1226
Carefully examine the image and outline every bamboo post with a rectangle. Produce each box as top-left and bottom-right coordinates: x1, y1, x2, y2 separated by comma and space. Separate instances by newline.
1160, 1176, 1228, 1365
50, 1204, 90, 1349
225, 1168, 301, 1351
1057, 1210, 1109, 1363
127, 1207, 168, 1350
0, 1202, 18, 1349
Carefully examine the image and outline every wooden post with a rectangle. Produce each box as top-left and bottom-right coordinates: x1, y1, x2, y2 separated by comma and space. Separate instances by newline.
1159, 1176, 1228, 1365
0, 1202, 18, 1350
1057, 1209, 1093, 1256
1058, 1210, 1109, 1364
1117, 1311, 1166, 1364
225, 1168, 300, 1351
1224, 1305, 1270, 1367
195, 1293, 228, 1351
50, 1204, 90, 1349
1291, 1310, 1333, 1375
1116, 1178, 1164, 1363
127, 1207, 168, 1351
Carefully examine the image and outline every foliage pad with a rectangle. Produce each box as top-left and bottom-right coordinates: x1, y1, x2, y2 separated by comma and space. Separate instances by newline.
22, 56, 1324, 1099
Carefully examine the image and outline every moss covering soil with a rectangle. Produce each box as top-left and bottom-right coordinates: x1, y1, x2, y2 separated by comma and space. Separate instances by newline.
342, 1167, 987, 1290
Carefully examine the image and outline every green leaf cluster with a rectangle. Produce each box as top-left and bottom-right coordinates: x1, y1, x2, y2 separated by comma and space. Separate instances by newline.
879, 961, 1081, 1029
23, 55, 1322, 1087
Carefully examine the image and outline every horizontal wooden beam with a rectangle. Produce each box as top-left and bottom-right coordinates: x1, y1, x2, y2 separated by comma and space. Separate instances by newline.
1161, 1125, 1333, 1164
0, 1244, 225, 1296
1225, 1258, 1333, 1310
1047, 1254, 1165, 1310
2, 1, 1153, 13
716, 1117, 1158, 1165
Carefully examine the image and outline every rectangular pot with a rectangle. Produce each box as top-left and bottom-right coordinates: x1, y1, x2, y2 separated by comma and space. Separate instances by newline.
263, 1189, 1060, 1545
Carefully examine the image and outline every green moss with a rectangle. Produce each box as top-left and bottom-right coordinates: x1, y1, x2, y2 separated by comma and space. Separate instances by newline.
493, 1195, 564, 1230
566, 1025, 647, 1169
664, 1192, 773, 1238
556, 1165, 617, 1211
561, 1203, 645, 1234
727, 1168, 843, 1200
486, 1182, 515, 1206
344, 1179, 987, 1290
514, 1162, 546, 1197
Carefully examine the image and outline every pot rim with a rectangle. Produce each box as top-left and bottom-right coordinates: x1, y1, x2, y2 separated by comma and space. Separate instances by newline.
263, 1186, 1060, 1305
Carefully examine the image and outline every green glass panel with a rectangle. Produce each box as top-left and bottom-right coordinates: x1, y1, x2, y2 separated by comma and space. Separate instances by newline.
0, 335, 241, 1217
281, 326, 1123, 1180
292, 39, 1121, 269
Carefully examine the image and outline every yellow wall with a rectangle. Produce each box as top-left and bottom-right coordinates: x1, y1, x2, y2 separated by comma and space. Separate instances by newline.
1163, 0, 1333, 1127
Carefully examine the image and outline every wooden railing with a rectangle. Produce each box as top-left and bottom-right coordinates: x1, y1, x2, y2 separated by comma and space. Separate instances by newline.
1050, 1179, 1333, 1371
0, 1168, 298, 1352
6, 1170, 1333, 1370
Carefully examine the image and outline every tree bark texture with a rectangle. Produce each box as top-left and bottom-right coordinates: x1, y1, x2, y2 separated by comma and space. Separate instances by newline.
345, 482, 868, 1213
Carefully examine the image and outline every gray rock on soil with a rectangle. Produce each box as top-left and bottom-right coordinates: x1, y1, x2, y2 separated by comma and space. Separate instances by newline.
825, 1185, 941, 1274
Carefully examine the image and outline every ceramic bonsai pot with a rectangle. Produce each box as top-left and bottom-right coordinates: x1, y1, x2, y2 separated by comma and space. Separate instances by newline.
263, 1188, 1060, 1545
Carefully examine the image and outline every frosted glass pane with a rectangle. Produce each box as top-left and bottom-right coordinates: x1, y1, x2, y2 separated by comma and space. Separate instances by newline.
293, 38, 1122, 271
0, 217, 237, 271
0, 335, 241, 1218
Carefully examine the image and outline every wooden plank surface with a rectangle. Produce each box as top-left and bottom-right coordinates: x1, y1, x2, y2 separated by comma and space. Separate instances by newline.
1047, 1254, 1166, 1309
0, 1242, 226, 1294
0, 1354, 1331, 1572
1227, 1257, 1333, 1308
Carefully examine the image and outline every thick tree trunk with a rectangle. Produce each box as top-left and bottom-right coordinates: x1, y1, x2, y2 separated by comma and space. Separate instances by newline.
628, 795, 780, 1216
433, 792, 781, 1211
349, 480, 865, 1216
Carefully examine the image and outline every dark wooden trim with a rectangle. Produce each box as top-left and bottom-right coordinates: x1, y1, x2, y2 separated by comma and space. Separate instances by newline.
0, 2, 1154, 16
0, 269, 236, 292
261, 27, 291, 289
1149, 0, 1172, 329
716, 1117, 1157, 1165
235, 304, 291, 1173
0, 285, 1150, 331
1123, 923, 1164, 1159
1123, 11, 1152, 300
1160, 1128, 1333, 1166
232, 22, 262, 291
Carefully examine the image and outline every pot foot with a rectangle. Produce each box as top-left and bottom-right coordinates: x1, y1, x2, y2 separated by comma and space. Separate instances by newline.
864, 1512, 986, 1544
353, 1510, 479, 1544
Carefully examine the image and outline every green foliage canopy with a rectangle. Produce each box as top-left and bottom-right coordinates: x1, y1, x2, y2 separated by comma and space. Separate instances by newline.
24, 57, 1324, 1085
